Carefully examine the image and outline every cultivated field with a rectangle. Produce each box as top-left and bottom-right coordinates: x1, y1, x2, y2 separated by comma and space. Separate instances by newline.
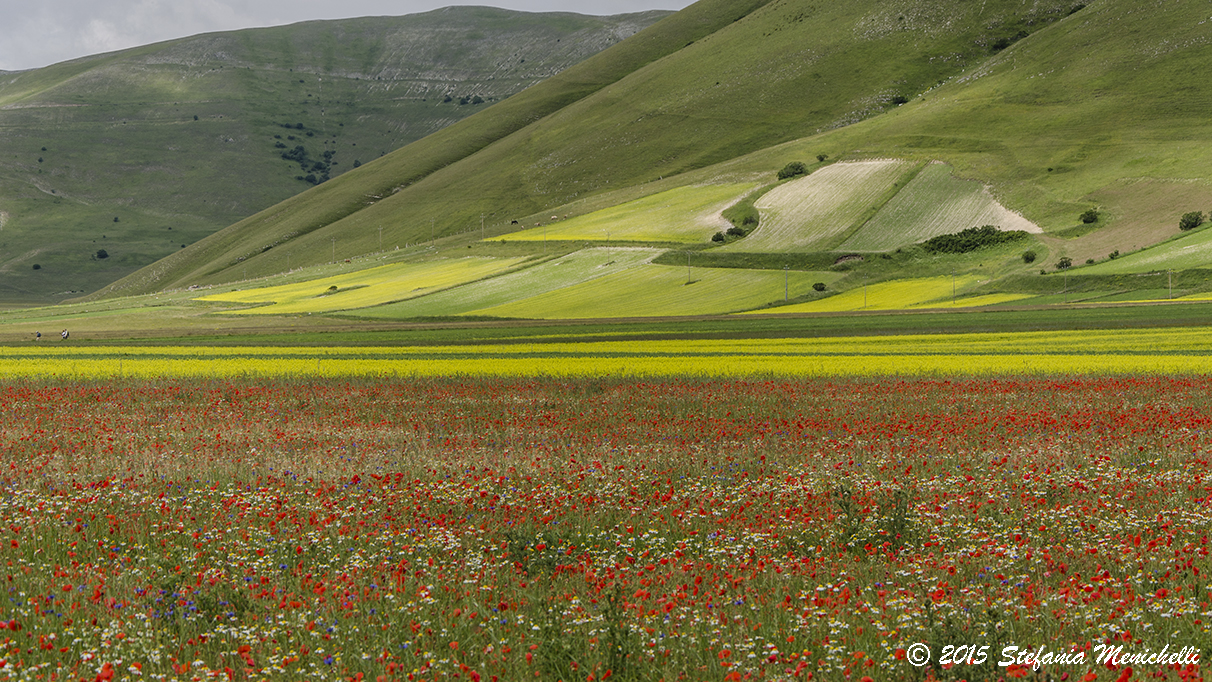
0, 375, 1207, 682
195, 258, 529, 315
10, 327, 1212, 377
838, 162, 1041, 252
352, 248, 660, 319
1079, 224, 1212, 276
758, 276, 1034, 313
469, 265, 840, 319
724, 160, 914, 253
499, 184, 754, 244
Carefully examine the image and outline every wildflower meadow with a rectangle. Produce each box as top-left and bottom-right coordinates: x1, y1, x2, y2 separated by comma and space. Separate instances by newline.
0, 376, 1208, 681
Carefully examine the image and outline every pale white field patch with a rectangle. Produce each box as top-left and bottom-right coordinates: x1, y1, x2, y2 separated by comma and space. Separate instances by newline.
725, 159, 912, 252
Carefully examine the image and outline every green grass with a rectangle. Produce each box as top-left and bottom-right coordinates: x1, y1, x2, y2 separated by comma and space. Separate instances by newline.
350, 247, 660, 319
498, 184, 754, 244
838, 161, 1041, 251
470, 264, 842, 319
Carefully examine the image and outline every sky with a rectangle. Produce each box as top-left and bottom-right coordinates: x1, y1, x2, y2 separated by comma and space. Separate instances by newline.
0, 0, 696, 72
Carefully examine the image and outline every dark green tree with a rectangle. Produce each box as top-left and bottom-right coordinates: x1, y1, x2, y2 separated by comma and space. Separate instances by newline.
778, 161, 808, 180
1179, 211, 1205, 231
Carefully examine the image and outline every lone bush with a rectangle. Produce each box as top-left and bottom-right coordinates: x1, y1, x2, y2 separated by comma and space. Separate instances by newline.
1022, 250, 1037, 264
1080, 208, 1098, 224
813, 282, 826, 292
777, 161, 808, 180
711, 231, 725, 243
726, 226, 746, 237
1179, 211, 1205, 231
95, 249, 109, 259
1055, 256, 1072, 269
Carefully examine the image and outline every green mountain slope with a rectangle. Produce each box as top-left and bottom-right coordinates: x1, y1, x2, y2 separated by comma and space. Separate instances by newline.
86, 0, 1212, 320
99, 0, 1087, 298
755, 0, 1212, 263
0, 8, 668, 305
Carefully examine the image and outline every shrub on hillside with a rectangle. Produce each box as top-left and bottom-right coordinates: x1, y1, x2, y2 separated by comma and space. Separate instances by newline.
1022, 250, 1037, 264
777, 161, 808, 180
711, 232, 725, 243
813, 282, 826, 292
1056, 256, 1073, 269
919, 225, 1027, 254
1080, 208, 1098, 224
1179, 211, 1205, 231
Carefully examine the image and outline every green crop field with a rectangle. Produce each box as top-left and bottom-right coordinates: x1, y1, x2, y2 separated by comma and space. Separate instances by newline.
754, 275, 993, 313
724, 160, 913, 252
499, 184, 753, 244
195, 257, 528, 315
838, 161, 1041, 252
1078, 225, 1212, 275
352, 247, 660, 318
470, 263, 841, 319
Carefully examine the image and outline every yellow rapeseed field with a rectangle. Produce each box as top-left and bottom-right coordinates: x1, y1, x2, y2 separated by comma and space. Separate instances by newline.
196, 257, 527, 314
5, 327, 1212, 377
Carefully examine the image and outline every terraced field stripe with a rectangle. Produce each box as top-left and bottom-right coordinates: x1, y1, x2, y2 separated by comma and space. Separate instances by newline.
470, 264, 841, 319
195, 257, 528, 314
819, 161, 925, 251
499, 184, 754, 244
724, 160, 913, 253
351, 248, 661, 319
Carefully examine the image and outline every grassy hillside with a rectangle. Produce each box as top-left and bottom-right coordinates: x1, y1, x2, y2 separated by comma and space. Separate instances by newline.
35, 0, 1212, 330
99, 0, 1085, 299
0, 8, 667, 305
752, 0, 1212, 255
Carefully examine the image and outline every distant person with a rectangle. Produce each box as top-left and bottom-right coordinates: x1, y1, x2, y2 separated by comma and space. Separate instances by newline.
61, 329, 68, 340
35, 331, 41, 341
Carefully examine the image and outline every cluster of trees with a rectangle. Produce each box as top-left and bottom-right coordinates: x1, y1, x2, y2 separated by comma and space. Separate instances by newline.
442, 94, 486, 105
280, 144, 335, 184
711, 225, 750, 243
777, 161, 807, 180
920, 225, 1027, 254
